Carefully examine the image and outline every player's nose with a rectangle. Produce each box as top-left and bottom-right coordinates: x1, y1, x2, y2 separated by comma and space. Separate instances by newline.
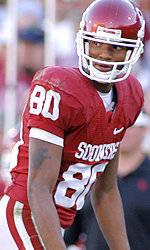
97, 44, 112, 61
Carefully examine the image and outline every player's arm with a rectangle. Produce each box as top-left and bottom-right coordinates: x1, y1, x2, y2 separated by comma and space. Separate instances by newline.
91, 150, 130, 250
28, 137, 66, 250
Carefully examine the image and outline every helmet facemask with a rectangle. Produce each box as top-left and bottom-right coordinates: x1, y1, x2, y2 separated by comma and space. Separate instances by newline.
76, 7, 145, 84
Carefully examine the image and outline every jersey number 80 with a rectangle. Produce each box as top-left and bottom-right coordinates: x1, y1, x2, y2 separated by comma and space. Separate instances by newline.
30, 85, 61, 121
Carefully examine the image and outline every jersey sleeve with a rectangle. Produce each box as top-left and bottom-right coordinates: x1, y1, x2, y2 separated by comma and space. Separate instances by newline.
27, 68, 84, 145
127, 75, 144, 127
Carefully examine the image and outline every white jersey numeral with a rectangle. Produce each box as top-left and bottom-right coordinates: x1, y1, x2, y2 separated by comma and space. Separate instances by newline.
54, 162, 107, 210
30, 85, 61, 121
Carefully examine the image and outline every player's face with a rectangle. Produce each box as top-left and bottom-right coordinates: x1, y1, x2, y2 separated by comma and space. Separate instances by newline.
89, 41, 128, 72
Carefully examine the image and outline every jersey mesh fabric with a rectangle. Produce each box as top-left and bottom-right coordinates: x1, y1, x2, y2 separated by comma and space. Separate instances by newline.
6, 66, 144, 228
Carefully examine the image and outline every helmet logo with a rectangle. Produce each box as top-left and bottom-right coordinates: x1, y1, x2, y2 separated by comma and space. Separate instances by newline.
96, 26, 122, 39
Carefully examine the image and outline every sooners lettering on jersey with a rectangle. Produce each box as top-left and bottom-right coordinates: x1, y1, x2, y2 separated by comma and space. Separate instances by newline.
6, 66, 144, 228
75, 141, 120, 162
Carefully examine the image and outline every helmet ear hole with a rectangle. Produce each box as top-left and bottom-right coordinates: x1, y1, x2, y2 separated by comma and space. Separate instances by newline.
76, 0, 145, 83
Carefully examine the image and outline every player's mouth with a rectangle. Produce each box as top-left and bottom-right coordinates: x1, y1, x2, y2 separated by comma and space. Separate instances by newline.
94, 63, 113, 72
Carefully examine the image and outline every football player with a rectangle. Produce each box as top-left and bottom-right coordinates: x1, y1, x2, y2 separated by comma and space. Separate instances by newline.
0, 0, 145, 249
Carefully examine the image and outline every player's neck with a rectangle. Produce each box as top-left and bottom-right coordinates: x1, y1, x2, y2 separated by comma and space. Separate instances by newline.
92, 80, 113, 93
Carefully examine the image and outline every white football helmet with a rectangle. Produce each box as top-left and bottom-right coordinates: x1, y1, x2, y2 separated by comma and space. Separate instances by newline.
76, 0, 145, 83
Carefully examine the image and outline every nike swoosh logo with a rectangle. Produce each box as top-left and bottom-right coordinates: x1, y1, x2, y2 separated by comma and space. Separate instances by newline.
113, 127, 124, 135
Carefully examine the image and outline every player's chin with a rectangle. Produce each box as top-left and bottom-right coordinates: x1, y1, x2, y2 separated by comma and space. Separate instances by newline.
117, 65, 124, 70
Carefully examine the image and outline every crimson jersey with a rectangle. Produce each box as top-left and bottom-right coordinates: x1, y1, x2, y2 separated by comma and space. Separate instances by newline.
6, 66, 143, 228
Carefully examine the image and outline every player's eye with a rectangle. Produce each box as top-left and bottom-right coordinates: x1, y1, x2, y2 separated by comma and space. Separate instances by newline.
90, 41, 102, 47
112, 45, 124, 50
